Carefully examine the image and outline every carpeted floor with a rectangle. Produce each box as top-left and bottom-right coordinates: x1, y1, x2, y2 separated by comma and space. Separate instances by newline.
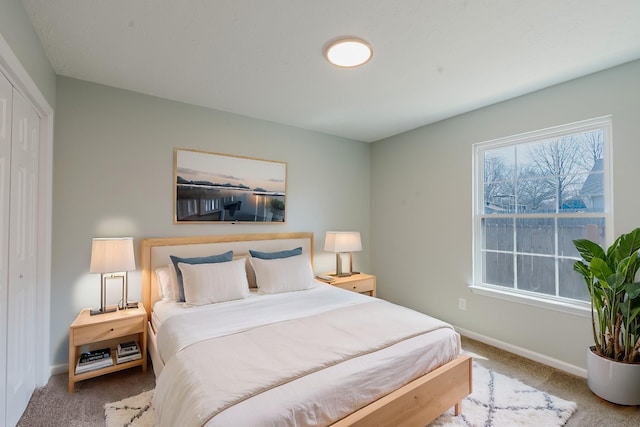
17, 337, 640, 426
17, 358, 155, 427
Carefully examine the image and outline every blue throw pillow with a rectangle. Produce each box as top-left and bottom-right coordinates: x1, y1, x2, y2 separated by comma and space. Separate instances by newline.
170, 251, 233, 302
249, 247, 302, 260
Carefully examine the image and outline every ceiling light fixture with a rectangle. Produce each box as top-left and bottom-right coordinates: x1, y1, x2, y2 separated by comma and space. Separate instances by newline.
324, 38, 373, 68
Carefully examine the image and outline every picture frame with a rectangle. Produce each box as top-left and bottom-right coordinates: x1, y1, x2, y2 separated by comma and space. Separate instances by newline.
174, 149, 287, 223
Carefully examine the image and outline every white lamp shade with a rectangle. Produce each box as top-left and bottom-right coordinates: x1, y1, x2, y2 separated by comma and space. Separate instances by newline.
324, 231, 362, 253
90, 237, 136, 273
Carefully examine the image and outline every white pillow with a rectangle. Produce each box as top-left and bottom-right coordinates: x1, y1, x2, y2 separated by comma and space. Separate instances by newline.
155, 265, 179, 302
234, 254, 257, 288
249, 254, 316, 294
177, 258, 250, 306
168, 263, 181, 301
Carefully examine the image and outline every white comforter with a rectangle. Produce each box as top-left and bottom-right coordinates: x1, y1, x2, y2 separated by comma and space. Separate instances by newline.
153, 285, 460, 427
155, 284, 369, 362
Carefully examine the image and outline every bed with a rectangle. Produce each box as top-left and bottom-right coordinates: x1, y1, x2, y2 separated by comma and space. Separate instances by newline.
141, 232, 471, 427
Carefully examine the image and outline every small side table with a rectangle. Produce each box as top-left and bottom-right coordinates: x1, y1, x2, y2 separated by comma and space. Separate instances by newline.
329, 273, 376, 296
68, 306, 147, 393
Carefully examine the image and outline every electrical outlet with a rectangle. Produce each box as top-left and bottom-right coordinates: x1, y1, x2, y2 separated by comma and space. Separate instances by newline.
458, 297, 467, 311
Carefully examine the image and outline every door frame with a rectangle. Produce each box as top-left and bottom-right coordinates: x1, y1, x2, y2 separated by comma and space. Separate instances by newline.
0, 33, 53, 390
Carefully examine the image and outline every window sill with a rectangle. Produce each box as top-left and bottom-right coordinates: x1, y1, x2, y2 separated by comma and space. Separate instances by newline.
469, 284, 591, 318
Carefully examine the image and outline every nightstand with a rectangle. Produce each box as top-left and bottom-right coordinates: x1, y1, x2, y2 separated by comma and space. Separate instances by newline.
68, 306, 147, 393
329, 273, 376, 296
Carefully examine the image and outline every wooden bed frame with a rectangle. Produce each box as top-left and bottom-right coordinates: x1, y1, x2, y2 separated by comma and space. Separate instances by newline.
141, 232, 472, 426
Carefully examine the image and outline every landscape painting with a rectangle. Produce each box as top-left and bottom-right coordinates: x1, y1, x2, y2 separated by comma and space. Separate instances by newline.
174, 149, 287, 223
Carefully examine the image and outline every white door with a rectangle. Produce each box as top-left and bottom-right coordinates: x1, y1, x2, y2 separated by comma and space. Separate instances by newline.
6, 87, 39, 427
0, 69, 12, 427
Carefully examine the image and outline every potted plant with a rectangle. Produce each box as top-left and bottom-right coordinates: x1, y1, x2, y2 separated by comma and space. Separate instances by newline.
573, 228, 640, 405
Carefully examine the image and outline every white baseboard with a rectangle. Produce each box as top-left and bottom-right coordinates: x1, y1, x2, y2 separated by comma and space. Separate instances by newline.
50, 363, 68, 376
455, 326, 587, 379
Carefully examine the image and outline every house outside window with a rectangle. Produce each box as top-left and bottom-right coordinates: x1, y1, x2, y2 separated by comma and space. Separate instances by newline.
472, 117, 612, 310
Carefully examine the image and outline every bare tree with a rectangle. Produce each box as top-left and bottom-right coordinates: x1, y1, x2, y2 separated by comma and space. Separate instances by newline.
484, 155, 514, 208
527, 137, 587, 209
581, 130, 604, 167
516, 165, 552, 211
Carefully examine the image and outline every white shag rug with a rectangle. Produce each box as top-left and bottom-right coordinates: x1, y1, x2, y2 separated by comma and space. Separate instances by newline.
429, 363, 577, 427
105, 363, 576, 427
104, 389, 155, 427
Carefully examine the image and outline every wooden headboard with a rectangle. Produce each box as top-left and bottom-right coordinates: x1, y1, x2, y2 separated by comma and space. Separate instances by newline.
141, 232, 314, 319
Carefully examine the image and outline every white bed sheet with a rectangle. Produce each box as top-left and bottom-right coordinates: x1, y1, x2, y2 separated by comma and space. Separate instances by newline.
152, 284, 461, 427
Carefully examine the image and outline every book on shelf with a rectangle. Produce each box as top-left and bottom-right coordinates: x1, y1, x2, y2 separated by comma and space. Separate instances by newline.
116, 351, 142, 364
78, 348, 110, 364
116, 340, 141, 364
117, 341, 140, 357
76, 358, 112, 374
76, 348, 113, 374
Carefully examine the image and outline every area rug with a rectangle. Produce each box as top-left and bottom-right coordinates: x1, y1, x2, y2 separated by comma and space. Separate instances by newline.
104, 389, 155, 427
429, 363, 577, 427
105, 363, 577, 427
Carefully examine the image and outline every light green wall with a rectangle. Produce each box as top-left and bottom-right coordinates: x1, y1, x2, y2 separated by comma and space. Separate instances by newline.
371, 59, 640, 370
0, 0, 55, 106
51, 76, 371, 366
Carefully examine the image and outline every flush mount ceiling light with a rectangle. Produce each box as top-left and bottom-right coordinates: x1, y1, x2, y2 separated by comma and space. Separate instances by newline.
324, 38, 373, 68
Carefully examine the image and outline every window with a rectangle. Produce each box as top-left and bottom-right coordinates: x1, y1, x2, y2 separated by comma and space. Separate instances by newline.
472, 117, 611, 309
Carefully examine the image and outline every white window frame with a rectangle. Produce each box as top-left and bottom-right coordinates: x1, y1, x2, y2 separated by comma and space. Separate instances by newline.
471, 116, 613, 316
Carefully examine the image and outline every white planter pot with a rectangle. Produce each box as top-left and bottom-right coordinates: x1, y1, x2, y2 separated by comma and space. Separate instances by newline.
587, 347, 640, 405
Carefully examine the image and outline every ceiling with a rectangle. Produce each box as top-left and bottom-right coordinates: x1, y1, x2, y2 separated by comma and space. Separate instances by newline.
20, 1, 640, 142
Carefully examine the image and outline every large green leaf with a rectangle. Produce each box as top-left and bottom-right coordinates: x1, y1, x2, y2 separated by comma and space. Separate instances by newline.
607, 235, 623, 260
590, 257, 614, 285
607, 273, 626, 292
620, 303, 640, 320
573, 260, 591, 281
573, 239, 606, 263
626, 282, 640, 300
615, 228, 640, 260
616, 254, 636, 277
627, 254, 640, 282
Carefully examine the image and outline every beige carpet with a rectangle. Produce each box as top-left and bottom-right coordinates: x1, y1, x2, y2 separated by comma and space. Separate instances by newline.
17, 364, 156, 427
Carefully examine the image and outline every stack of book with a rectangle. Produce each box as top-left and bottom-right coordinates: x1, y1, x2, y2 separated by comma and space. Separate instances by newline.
76, 348, 113, 374
116, 341, 142, 364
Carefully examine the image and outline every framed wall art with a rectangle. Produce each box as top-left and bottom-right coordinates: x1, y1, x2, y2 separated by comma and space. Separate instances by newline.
174, 149, 287, 223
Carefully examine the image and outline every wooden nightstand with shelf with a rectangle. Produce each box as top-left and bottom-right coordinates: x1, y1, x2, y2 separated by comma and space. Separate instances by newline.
329, 273, 376, 296
68, 306, 147, 393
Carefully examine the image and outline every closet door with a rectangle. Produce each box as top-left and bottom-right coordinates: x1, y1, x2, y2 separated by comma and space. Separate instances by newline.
0, 71, 11, 427
6, 87, 39, 427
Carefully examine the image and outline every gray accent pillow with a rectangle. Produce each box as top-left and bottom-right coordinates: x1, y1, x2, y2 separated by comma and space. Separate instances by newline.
249, 247, 302, 260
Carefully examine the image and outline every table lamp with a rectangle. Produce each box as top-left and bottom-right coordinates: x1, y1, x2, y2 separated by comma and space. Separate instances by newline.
89, 237, 136, 315
324, 231, 362, 277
